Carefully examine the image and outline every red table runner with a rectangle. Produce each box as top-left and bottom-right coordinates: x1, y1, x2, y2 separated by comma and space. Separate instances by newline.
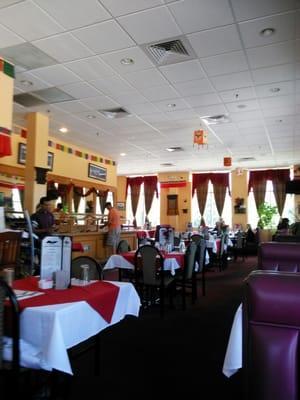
13, 277, 120, 323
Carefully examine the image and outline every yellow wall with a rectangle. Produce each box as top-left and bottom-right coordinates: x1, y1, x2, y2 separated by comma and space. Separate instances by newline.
0, 71, 13, 130
158, 172, 191, 232
0, 131, 117, 187
231, 168, 248, 229
116, 176, 127, 221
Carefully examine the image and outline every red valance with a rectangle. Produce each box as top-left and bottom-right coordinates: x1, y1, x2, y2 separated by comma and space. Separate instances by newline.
0, 181, 24, 189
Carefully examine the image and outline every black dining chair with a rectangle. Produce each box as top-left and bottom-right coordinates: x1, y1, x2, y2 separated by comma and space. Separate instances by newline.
71, 256, 102, 280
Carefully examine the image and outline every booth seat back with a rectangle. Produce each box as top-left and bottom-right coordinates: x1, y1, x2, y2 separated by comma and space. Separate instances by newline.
257, 242, 300, 272
243, 270, 300, 400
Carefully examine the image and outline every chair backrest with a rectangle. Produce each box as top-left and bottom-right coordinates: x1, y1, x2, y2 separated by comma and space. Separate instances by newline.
257, 242, 300, 272
134, 245, 163, 285
195, 238, 206, 272
184, 242, 197, 280
71, 256, 102, 280
190, 234, 202, 245
236, 231, 244, 249
219, 233, 228, 256
117, 239, 131, 254
173, 236, 180, 247
0, 231, 22, 273
0, 278, 20, 372
243, 270, 300, 400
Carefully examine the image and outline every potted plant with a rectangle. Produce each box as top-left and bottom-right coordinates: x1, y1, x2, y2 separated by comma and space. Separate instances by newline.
257, 202, 278, 241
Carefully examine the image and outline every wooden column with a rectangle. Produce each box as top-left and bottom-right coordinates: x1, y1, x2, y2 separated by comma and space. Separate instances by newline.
24, 112, 49, 214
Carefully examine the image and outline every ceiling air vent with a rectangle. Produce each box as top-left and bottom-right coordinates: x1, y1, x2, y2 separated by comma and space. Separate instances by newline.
142, 36, 196, 66
201, 114, 231, 125
166, 146, 183, 152
98, 107, 131, 119
160, 163, 175, 167
237, 157, 256, 162
14, 93, 46, 107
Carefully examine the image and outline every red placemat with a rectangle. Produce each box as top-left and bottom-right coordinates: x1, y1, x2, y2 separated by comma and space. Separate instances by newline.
13, 277, 119, 323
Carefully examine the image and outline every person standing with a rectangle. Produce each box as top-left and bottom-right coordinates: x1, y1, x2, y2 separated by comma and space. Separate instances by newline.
31, 196, 55, 238
104, 202, 121, 255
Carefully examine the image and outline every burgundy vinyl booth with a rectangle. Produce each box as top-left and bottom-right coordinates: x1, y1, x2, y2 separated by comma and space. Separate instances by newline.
243, 270, 300, 400
257, 242, 300, 272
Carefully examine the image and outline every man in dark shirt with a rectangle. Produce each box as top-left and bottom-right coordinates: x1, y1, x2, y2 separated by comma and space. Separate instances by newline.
31, 196, 55, 238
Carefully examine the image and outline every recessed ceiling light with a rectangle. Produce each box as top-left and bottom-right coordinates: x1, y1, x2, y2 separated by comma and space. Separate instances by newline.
166, 147, 183, 152
237, 104, 246, 109
86, 114, 96, 119
270, 87, 280, 93
20, 79, 33, 86
120, 153, 126, 156
167, 103, 176, 108
166, 147, 176, 152
59, 127, 68, 133
260, 28, 275, 37
120, 58, 134, 65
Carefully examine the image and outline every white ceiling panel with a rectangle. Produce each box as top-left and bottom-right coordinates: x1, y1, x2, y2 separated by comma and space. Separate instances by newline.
59, 82, 101, 99
210, 71, 253, 91
193, 104, 228, 117
246, 41, 296, 69
159, 60, 205, 83
72, 21, 135, 54
153, 98, 191, 112
117, 7, 181, 44
35, 0, 111, 30
0, 23, 25, 48
15, 71, 51, 92
174, 79, 214, 96
184, 93, 221, 107
200, 51, 249, 77
124, 68, 168, 89
56, 100, 91, 113
188, 25, 242, 58
31, 65, 81, 86
111, 91, 147, 106
99, 0, 162, 17
0, 1, 64, 41
219, 87, 256, 103
252, 63, 296, 85
91, 76, 133, 95
100, 47, 154, 74
169, 0, 234, 34
141, 85, 179, 102
65, 57, 114, 81
230, 0, 296, 22
256, 81, 295, 98
80, 96, 120, 110
225, 99, 260, 113
33, 33, 93, 63
126, 102, 160, 116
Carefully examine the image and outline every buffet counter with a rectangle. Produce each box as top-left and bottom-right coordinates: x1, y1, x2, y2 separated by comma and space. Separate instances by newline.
58, 230, 137, 260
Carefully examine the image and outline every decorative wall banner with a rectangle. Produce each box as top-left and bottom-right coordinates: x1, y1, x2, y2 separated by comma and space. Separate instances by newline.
224, 157, 232, 167
0, 58, 15, 78
0, 127, 12, 157
160, 181, 187, 189
14, 126, 116, 166
193, 129, 208, 148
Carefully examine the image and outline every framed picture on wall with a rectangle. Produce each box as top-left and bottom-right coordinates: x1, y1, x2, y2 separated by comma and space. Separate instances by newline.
47, 152, 54, 171
17, 142, 26, 165
88, 163, 107, 182
116, 201, 125, 211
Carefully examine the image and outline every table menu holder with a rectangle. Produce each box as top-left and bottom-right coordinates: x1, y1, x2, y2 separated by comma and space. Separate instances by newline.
40, 235, 72, 288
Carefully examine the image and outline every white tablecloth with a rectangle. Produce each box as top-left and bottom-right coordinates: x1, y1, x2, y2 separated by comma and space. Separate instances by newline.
4, 281, 141, 375
103, 254, 181, 276
222, 304, 242, 377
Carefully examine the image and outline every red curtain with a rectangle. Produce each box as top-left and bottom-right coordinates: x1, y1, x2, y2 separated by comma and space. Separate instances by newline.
210, 173, 230, 217
127, 177, 144, 224
144, 176, 158, 221
97, 189, 109, 214
269, 169, 290, 216
192, 174, 210, 225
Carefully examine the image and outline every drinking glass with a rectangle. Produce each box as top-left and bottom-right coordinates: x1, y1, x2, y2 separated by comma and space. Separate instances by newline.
80, 264, 90, 284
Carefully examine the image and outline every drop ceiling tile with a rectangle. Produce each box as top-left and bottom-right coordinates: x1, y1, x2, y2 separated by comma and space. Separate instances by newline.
200, 51, 248, 77
80, 96, 119, 110
126, 102, 160, 115
256, 81, 295, 98
35, 0, 111, 30
219, 87, 256, 103
193, 104, 228, 117
31, 65, 81, 86
239, 12, 296, 49
210, 71, 253, 91
65, 57, 114, 81
33, 33, 93, 63
185, 93, 221, 107
259, 95, 295, 109
0, 23, 24, 48
110, 91, 147, 106
230, 0, 296, 22
59, 82, 101, 99
117, 6, 181, 44
153, 98, 191, 112
100, 46, 154, 74
188, 25, 242, 58
246, 41, 296, 69
72, 20, 135, 54
99, 0, 162, 17
141, 85, 180, 102
165, 109, 199, 121
230, 110, 262, 122
56, 100, 91, 113
0, 1, 64, 41
262, 106, 296, 117
123, 68, 168, 89
174, 78, 214, 96
159, 60, 205, 83
252, 63, 296, 85
0, 0, 24, 7
169, 0, 234, 34
91, 76, 133, 95
225, 99, 260, 112
15, 71, 51, 92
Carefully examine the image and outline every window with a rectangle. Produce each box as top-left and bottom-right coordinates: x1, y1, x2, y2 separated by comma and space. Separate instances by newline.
126, 183, 160, 227
12, 188, 22, 212
192, 180, 232, 227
